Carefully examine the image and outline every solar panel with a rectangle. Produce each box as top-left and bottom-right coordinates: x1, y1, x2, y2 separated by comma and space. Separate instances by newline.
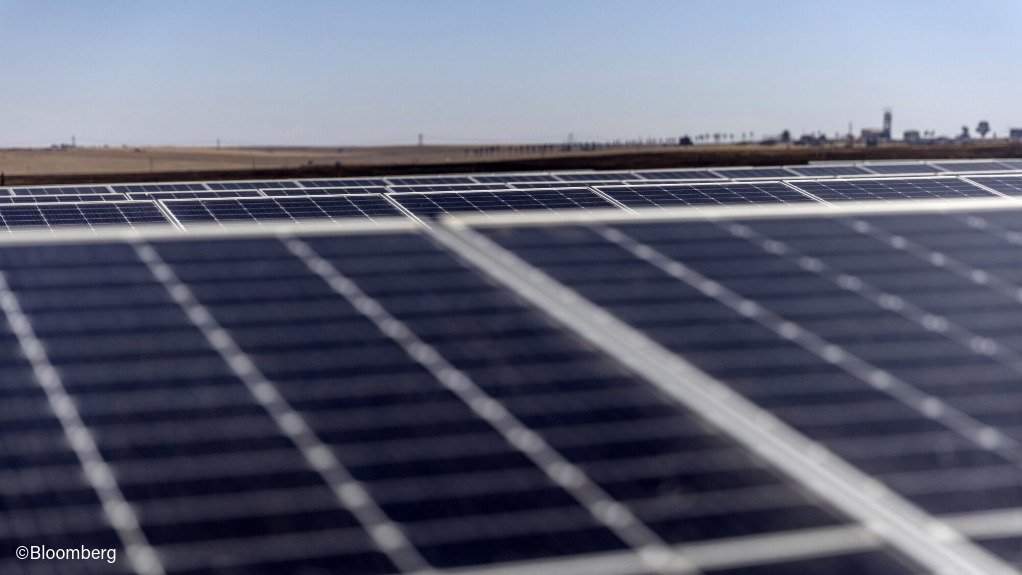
788, 166, 872, 177
206, 181, 297, 190
162, 195, 404, 228
471, 174, 561, 184
711, 167, 801, 179
111, 183, 209, 194
554, 172, 639, 182
386, 183, 512, 193
262, 186, 389, 196
633, 170, 723, 181
0, 193, 128, 203
479, 207, 1022, 572
297, 179, 389, 188
967, 175, 1022, 196
789, 177, 994, 202
0, 201, 168, 231
996, 160, 1022, 170
595, 182, 814, 208
9, 165, 1022, 575
11, 185, 115, 196
932, 161, 1015, 173
0, 229, 920, 575
384, 176, 479, 186
860, 163, 943, 175
390, 188, 617, 218
127, 190, 266, 200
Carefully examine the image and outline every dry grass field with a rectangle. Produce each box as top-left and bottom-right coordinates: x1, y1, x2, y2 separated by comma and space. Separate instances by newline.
1, 141, 1020, 186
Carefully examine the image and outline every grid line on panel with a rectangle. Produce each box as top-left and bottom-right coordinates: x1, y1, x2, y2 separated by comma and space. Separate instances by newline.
718, 221, 1022, 459
131, 241, 434, 574
281, 235, 700, 575
263, 187, 390, 196
859, 164, 942, 176
964, 176, 1022, 197
595, 224, 1022, 469
595, 182, 815, 209
787, 178, 995, 202
0, 271, 165, 575
297, 179, 389, 188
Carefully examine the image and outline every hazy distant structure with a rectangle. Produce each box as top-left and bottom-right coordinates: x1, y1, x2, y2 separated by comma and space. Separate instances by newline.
1011, 128, 1022, 141
903, 130, 921, 143
860, 108, 892, 146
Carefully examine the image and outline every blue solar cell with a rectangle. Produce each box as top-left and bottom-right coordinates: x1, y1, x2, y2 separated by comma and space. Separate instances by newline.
11, 185, 115, 196
0, 202, 168, 230
861, 164, 942, 175
263, 187, 389, 196
554, 172, 639, 182
471, 174, 561, 184
391, 188, 616, 218
712, 168, 800, 179
932, 161, 1014, 173
788, 166, 872, 177
163, 195, 404, 227
387, 183, 511, 193
596, 182, 813, 208
297, 179, 388, 188
789, 178, 993, 201
633, 170, 723, 181
111, 183, 209, 194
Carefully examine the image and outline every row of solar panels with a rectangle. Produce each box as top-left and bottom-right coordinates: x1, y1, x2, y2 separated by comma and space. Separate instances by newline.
3, 174, 1022, 233
3, 158, 1022, 201
8, 200, 1022, 575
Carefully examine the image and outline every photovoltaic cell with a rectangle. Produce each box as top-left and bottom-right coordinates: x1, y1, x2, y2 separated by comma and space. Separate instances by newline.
390, 188, 617, 218
861, 164, 942, 175
386, 183, 512, 193
788, 166, 872, 177
788, 178, 994, 202
385, 176, 479, 186
633, 170, 723, 181
0, 201, 168, 231
0, 193, 128, 203
162, 195, 404, 227
112, 183, 209, 194
554, 172, 639, 182
595, 182, 813, 208
297, 179, 389, 188
967, 175, 1022, 196
12, 185, 115, 196
128, 190, 266, 201
262, 187, 389, 196
932, 162, 1015, 173
471, 174, 561, 184
711, 168, 800, 179
206, 181, 297, 190
996, 160, 1022, 171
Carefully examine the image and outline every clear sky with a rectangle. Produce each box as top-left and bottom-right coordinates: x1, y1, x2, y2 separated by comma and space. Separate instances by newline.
1, 0, 1019, 147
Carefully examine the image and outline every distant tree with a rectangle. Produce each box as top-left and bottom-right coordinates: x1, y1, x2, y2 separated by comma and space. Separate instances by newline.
780, 129, 791, 143
977, 121, 990, 139
960, 125, 971, 139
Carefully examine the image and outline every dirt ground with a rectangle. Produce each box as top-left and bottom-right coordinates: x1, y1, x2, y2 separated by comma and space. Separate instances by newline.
2, 141, 1020, 186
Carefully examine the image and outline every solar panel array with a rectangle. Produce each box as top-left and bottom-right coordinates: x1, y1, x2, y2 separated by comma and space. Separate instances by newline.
6, 160, 1022, 575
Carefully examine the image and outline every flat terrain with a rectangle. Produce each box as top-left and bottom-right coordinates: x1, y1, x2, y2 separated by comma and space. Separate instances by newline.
2, 141, 1021, 185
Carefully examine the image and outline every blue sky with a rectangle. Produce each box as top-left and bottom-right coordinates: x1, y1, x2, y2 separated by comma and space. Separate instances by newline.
1, 0, 1019, 146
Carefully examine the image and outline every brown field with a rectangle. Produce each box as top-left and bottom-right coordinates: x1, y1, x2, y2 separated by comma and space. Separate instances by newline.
2, 141, 1021, 186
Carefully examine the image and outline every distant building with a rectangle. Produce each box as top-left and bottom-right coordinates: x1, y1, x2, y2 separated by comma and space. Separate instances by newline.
861, 128, 885, 147
1011, 128, 1022, 141
883, 109, 892, 139
903, 130, 921, 143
